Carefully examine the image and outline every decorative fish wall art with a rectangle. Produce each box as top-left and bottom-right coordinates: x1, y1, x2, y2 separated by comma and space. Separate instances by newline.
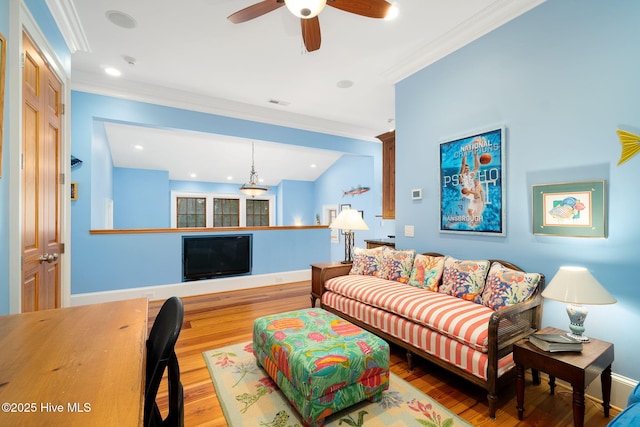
616, 129, 640, 166
343, 185, 370, 197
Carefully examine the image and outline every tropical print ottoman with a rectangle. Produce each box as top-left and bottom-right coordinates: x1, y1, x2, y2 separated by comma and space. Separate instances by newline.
253, 308, 390, 427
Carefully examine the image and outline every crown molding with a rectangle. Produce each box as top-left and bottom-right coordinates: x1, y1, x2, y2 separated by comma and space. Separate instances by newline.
70, 70, 381, 142
44, 0, 91, 53
382, 0, 546, 83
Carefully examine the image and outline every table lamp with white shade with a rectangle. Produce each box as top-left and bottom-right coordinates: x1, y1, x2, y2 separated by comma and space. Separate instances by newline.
541, 266, 617, 342
329, 208, 369, 264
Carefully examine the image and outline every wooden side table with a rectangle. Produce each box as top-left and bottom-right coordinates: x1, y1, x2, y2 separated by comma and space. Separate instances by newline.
310, 262, 352, 307
364, 239, 395, 249
514, 327, 614, 427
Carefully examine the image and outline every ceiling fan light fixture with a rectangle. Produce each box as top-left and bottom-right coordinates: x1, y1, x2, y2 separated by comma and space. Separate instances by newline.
384, 3, 399, 20
284, 0, 327, 19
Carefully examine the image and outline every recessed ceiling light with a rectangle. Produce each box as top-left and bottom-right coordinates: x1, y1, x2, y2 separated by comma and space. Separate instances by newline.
105, 67, 121, 77
134, 144, 143, 150
227, 176, 233, 180
310, 164, 317, 168
190, 173, 197, 178
336, 80, 354, 89
105, 10, 137, 29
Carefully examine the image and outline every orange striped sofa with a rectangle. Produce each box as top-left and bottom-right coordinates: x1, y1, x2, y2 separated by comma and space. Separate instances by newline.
317, 251, 544, 419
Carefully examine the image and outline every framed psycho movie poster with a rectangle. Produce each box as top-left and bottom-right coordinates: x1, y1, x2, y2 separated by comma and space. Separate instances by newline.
439, 126, 506, 236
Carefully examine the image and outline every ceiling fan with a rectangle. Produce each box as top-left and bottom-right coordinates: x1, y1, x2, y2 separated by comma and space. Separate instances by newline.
227, 0, 393, 52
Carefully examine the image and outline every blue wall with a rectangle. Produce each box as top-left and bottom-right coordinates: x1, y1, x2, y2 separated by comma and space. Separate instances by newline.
90, 120, 113, 229
71, 91, 382, 295
112, 171, 332, 228
169, 179, 271, 196
314, 154, 380, 261
71, 228, 330, 293
113, 168, 170, 228
395, 0, 639, 381
280, 180, 315, 226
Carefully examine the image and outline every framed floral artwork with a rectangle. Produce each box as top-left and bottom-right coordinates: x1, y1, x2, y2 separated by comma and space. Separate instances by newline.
532, 180, 606, 237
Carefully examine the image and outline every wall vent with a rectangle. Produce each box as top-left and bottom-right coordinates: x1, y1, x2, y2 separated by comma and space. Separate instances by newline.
267, 99, 290, 106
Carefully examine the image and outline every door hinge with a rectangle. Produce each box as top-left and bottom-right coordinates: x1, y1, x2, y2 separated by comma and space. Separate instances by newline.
21, 154, 24, 170
20, 53, 25, 69
60, 173, 65, 185
60, 103, 65, 115
60, 243, 65, 254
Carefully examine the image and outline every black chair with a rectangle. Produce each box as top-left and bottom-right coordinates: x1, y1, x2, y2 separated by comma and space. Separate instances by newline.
145, 296, 185, 427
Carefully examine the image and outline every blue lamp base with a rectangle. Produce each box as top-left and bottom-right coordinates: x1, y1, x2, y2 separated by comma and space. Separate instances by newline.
566, 303, 590, 342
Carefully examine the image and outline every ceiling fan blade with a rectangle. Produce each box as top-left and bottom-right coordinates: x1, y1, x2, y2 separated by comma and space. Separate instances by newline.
327, 0, 391, 19
301, 17, 321, 52
227, 0, 284, 24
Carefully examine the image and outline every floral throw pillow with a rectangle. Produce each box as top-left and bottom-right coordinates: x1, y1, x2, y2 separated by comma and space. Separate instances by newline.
481, 262, 541, 310
379, 249, 417, 283
408, 254, 445, 291
439, 256, 490, 303
349, 246, 387, 277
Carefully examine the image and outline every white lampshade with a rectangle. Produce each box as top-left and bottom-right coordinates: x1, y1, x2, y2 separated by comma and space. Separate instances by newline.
542, 266, 617, 305
284, 0, 327, 18
329, 208, 369, 231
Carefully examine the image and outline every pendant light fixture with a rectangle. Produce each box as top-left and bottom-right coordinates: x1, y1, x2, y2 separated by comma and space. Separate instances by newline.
239, 142, 268, 197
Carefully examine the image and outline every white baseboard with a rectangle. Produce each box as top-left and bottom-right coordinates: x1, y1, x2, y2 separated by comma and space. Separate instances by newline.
70, 270, 310, 306
539, 372, 637, 410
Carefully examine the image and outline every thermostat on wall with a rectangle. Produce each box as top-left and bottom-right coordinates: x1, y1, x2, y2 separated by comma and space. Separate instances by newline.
411, 189, 422, 200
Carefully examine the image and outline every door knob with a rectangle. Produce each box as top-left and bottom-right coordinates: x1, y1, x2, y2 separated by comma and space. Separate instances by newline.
38, 253, 59, 263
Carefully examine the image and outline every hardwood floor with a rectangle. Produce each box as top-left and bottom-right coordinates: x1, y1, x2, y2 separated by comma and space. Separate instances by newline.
149, 281, 619, 426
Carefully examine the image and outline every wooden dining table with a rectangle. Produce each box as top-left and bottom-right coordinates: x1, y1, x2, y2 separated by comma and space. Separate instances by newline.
0, 298, 148, 426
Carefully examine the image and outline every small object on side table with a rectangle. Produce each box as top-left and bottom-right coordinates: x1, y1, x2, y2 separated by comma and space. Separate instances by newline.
514, 326, 614, 427
528, 333, 583, 352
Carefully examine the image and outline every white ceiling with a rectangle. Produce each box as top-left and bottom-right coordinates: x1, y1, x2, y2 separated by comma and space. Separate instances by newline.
51, 0, 544, 185
105, 122, 344, 184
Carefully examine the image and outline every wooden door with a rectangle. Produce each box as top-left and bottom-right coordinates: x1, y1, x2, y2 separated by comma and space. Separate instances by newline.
21, 32, 63, 312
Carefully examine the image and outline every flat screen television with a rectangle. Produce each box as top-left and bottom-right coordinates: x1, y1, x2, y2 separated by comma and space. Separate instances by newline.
182, 234, 252, 281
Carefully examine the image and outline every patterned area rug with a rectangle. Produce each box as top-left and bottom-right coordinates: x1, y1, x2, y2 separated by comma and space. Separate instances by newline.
203, 341, 472, 427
